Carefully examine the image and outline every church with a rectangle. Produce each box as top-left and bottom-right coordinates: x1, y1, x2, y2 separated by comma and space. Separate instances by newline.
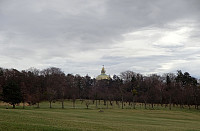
96, 66, 111, 80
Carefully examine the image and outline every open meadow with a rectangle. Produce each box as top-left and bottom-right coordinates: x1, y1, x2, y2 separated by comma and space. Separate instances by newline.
0, 100, 200, 131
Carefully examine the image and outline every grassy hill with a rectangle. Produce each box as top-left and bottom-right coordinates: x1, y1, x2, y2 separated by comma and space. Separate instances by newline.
0, 100, 200, 131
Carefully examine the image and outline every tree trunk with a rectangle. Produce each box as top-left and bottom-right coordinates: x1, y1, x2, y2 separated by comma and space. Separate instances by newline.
37, 102, 40, 108
116, 101, 120, 108
121, 96, 124, 109
144, 102, 147, 109
188, 104, 190, 110
73, 99, 75, 108
106, 100, 108, 109
49, 101, 52, 108
104, 100, 106, 106
151, 103, 154, 109
160, 96, 163, 107
132, 97, 135, 109
110, 100, 113, 107
95, 99, 98, 108
180, 104, 184, 109
13, 104, 15, 109
62, 100, 64, 109
169, 96, 172, 110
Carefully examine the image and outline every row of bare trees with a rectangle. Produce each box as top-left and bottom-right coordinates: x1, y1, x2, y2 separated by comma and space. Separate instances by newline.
0, 67, 200, 109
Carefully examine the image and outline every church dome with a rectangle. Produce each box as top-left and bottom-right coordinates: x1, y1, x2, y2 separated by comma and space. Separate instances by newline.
96, 66, 111, 80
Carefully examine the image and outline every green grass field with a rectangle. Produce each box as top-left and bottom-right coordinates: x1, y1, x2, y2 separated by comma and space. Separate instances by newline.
0, 100, 200, 131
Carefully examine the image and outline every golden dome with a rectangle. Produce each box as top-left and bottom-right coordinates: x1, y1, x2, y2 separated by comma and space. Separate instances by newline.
96, 66, 110, 80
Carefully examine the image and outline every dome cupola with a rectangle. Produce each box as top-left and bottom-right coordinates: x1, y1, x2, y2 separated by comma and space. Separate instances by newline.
96, 65, 110, 80
101, 65, 106, 74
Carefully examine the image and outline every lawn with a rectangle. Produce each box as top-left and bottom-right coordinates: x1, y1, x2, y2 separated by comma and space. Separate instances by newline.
0, 101, 200, 131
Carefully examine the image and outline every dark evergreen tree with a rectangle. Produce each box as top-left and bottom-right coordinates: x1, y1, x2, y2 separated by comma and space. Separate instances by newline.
2, 80, 23, 108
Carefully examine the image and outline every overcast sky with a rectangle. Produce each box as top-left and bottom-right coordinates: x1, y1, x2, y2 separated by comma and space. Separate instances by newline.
0, 0, 200, 77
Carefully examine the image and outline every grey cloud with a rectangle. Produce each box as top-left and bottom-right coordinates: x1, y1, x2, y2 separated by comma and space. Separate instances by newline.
0, 0, 200, 77
1, 0, 199, 46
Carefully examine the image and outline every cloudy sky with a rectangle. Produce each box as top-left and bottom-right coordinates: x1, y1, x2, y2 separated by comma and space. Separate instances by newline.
0, 0, 200, 77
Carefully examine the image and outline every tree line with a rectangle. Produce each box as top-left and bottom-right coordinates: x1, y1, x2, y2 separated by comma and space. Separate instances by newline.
0, 67, 200, 109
